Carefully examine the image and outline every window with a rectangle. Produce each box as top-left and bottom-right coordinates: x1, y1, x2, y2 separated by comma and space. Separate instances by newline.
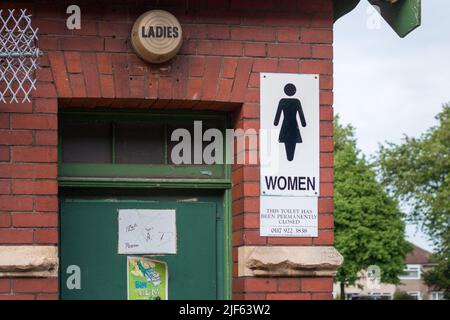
400, 264, 421, 280
61, 119, 223, 165
431, 292, 444, 300
62, 122, 112, 163
407, 291, 421, 300
59, 111, 229, 181
345, 293, 358, 300
368, 292, 393, 300
114, 123, 165, 164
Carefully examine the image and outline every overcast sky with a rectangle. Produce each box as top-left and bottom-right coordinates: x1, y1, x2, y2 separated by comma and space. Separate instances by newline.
334, 0, 450, 252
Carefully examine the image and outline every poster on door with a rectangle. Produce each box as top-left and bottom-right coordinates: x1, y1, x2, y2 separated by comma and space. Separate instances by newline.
127, 256, 168, 300
260, 73, 320, 197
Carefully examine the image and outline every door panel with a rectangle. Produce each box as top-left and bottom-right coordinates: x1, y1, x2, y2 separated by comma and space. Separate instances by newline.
60, 199, 219, 300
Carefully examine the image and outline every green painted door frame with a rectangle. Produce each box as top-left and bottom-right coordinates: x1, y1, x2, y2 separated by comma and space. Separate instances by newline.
58, 110, 233, 300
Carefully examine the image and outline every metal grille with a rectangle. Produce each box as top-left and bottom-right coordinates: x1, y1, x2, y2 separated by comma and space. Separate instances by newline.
0, 9, 41, 103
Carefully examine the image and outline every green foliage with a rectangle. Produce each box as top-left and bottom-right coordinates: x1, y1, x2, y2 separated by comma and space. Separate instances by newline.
377, 103, 450, 297
423, 253, 450, 299
378, 103, 450, 249
393, 291, 416, 300
334, 116, 411, 290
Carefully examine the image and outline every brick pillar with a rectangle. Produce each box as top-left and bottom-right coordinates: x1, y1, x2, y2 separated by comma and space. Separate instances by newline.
0, 100, 59, 299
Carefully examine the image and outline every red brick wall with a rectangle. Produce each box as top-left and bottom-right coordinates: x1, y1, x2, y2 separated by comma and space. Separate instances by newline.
0, 0, 334, 300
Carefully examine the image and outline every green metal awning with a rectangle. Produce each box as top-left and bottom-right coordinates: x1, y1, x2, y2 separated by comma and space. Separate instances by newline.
334, 0, 421, 38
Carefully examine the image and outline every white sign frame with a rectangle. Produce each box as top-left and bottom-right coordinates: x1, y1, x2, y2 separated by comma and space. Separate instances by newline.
260, 73, 320, 197
118, 209, 177, 254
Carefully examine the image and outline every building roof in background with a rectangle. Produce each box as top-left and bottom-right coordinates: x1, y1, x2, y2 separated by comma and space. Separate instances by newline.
406, 243, 432, 265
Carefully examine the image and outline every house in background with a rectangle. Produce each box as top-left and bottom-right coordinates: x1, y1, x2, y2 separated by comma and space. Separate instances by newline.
333, 272, 396, 300
333, 244, 445, 300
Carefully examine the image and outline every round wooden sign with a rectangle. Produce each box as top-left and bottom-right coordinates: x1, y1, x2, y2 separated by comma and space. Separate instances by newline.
131, 10, 183, 64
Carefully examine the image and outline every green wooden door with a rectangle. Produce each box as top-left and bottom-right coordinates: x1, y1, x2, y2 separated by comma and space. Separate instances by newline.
60, 197, 223, 300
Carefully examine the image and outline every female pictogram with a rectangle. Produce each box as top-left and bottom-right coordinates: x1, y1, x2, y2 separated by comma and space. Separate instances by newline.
274, 83, 306, 161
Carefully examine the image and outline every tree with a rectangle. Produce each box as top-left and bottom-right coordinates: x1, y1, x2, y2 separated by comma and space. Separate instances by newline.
334, 116, 411, 299
378, 103, 450, 298
423, 254, 450, 299
393, 291, 416, 300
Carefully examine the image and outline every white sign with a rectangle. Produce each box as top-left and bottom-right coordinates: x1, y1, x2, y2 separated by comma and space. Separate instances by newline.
118, 209, 176, 254
260, 73, 320, 197
260, 196, 318, 237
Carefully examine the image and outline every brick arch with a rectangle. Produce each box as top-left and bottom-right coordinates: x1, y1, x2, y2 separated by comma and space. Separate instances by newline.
46, 51, 255, 104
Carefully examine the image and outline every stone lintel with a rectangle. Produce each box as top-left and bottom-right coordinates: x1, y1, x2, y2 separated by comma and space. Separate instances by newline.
0, 246, 58, 278
238, 246, 344, 277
